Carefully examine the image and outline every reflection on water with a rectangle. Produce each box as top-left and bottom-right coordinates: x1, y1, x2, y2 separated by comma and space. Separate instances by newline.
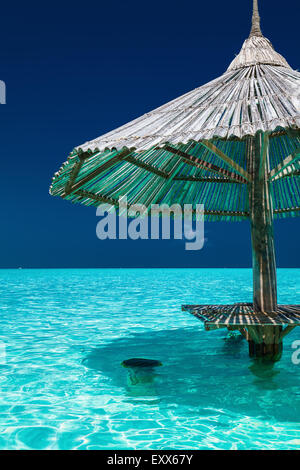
249, 360, 281, 390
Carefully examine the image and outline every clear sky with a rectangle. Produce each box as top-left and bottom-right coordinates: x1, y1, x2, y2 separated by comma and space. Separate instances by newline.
0, 0, 299, 268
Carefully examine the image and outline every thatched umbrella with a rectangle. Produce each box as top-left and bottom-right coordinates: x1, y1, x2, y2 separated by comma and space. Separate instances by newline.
50, 0, 300, 360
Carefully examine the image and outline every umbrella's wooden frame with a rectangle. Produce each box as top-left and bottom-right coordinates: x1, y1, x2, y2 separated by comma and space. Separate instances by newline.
183, 132, 300, 361
50, 1, 300, 362
51, 129, 300, 362
54, 130, 300, 361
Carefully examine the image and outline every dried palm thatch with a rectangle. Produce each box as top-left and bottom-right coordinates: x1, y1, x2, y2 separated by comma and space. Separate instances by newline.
50, 1, 300, 223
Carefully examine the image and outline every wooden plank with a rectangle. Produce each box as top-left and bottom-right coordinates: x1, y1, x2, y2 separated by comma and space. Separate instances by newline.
201, 140, 251, 182
164, 146, 248, 184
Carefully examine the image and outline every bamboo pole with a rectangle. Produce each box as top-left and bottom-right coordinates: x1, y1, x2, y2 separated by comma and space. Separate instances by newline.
248, 133, 277, 313
247, 133, 282, 361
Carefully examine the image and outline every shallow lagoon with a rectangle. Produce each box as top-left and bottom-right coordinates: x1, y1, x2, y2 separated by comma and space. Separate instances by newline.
0, 268, 299, 449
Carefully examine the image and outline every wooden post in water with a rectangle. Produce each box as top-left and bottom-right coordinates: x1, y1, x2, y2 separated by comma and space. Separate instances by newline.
247, 133, 282, 361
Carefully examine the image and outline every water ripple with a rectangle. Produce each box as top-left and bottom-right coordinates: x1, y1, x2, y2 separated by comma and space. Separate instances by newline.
0, 268, 299, 449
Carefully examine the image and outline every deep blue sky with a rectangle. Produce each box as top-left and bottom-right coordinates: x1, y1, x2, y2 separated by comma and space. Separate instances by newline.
0, 0, 299, 268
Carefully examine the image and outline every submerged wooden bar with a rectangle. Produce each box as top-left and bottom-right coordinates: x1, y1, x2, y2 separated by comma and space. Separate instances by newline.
182, 304, 300, 327
182, 303, 300, 361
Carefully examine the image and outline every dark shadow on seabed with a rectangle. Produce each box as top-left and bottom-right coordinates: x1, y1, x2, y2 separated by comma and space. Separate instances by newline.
82, 328, 300, 423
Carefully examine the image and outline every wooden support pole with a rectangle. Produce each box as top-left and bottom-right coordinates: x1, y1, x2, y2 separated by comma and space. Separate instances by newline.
247, 326, 283, 361
247, 134, 282, 361
248, 133, 277, 313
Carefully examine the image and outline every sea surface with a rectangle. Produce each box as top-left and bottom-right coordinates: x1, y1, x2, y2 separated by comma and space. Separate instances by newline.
0, 268, 299, 450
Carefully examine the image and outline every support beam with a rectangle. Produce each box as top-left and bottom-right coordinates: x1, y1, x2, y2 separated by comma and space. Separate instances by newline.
269, 147, 300, 181
64, 150, 92, 194
63, 148, 134, 196
248, 329, 283, 361
273, 169, 300, 181
164, 145, 248, 183
73, 189, 249, 218
248, 134, 281, 361
247, 325, 262, 344
120, 153, 169, 179
173, 175, 243, 183
201, 210, 248, 217
64, 148, 179, 198
274, 207, 300, 215
238, 328, 249, 340
64, 159, 84, 195
151, 160, 185, 205
75, 189, 117, 206
201, 140, 251, 182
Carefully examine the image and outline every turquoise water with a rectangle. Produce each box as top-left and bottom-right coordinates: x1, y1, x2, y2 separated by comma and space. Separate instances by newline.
0, 268, 299, 450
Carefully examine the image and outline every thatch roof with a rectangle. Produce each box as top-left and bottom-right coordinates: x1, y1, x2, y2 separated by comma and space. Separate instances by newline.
66, 65, 299, 149
50, 0, 300, 222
